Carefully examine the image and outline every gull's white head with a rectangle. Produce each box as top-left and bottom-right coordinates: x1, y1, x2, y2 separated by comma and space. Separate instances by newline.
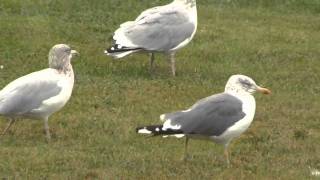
48, 44, 79, 70
225, 75, 271, 95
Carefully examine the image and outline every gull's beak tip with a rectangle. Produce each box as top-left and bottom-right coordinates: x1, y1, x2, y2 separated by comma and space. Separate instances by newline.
71, 50, 79, 56
258, 87, 271, 95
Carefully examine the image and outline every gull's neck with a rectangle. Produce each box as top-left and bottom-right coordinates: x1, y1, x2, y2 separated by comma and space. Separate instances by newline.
224, 87, 252, 97
173, 0, 196, 8
62, 62, 74, 76
60, 54, 75, 78
49, 54, 74, 76
173, 0, 197, 24
51, 60, 73, 77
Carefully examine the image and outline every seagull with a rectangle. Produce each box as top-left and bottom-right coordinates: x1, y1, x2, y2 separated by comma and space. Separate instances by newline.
136, 75, 271, 165
105, 0, 197, 76
0, 44, 79, 141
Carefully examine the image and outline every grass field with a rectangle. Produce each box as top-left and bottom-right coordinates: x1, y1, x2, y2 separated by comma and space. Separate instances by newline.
0, 0, 320, 179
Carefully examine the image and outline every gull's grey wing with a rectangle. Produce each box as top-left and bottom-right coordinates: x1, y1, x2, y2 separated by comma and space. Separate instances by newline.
135, 4, 168, 21
163, 93, 246, 136
0, 71, 62, 116
120, 7, 195, 51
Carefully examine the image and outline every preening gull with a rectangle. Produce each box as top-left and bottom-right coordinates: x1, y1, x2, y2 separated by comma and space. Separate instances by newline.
137, 75, 271, 164
105, 0, 197, 76
0, 44, 79, 141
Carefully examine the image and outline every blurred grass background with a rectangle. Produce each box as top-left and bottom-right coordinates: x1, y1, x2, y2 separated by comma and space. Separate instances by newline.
0, 0, 319, 179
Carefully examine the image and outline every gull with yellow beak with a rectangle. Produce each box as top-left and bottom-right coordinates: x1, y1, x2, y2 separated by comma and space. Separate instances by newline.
137, 74, 271, 165
0, 44, 78, 141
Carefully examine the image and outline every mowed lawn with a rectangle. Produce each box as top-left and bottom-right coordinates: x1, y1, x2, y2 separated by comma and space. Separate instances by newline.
0, 0, 320, 179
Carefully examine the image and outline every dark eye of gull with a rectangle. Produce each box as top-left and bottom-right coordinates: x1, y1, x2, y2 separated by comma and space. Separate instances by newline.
239, 78, 252, 89
64, 48, 71, 53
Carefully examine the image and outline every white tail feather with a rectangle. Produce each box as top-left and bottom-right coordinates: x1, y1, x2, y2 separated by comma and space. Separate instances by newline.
138, 128, 152, 134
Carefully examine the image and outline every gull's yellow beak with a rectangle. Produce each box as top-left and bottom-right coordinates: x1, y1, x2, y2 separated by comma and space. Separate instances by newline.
71, 50, 79, 56
257, 86, 271, 95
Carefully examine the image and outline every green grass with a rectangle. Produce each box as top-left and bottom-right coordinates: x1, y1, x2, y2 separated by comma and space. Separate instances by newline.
0, 0, 320, 179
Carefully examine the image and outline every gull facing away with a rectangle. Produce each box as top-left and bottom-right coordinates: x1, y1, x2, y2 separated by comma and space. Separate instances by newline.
105, 0, 197, 76
136, 75, 271, 165
0, 44, 78, 141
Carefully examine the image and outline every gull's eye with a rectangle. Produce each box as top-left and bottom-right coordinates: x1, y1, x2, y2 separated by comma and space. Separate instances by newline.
239, 78, 252, 88
64, 48, 71, 53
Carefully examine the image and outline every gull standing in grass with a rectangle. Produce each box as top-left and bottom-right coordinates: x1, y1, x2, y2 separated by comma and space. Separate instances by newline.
105, 0, 197, 76
137, 75, 271, 165
0, 44, 78, 141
